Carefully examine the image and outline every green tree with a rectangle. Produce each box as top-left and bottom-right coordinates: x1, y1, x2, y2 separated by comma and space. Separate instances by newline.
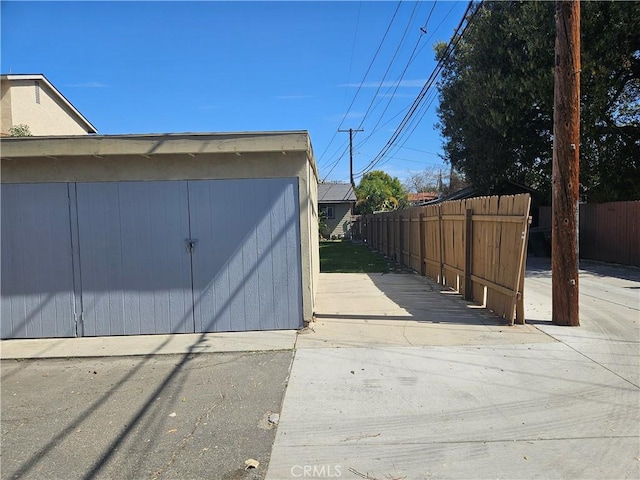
355, 170, 408, 214
436, 1, 640, 203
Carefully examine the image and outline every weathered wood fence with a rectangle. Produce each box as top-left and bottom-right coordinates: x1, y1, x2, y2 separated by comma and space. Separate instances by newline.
538, 201, 639, 267
353, 194, 532, 325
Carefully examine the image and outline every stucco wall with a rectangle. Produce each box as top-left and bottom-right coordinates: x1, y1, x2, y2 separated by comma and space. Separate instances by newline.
1, 133, 319, 324
0, 80, 12, 135
1, 79, 91, 136
308, 160, 320, 316
1, 151, 307, 184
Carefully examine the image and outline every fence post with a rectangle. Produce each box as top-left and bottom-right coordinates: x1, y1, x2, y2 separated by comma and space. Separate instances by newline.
438, 205, 444, 285
419, 213, 426, 276
395, 212, 404, 265
406, 211, 410, 267
464, 208, 473, 301
514, 210, 533, 324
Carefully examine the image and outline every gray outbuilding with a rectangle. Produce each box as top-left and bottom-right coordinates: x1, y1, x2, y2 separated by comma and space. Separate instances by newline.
1, 131, 319, 339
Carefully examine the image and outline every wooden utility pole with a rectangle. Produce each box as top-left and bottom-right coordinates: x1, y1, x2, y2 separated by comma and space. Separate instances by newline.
552, 0, 580, 326
339, 128, 364, 188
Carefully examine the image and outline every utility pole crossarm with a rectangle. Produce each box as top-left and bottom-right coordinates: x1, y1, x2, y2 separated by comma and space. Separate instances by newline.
338, 128, 364, 188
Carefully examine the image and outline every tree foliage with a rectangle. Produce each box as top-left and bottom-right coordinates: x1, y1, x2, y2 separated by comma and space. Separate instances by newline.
9, 124, 32, 137
355, 170, 408, 214
404, 168, 440, 193
404, 167, 470, 198
436, 1, 640, 203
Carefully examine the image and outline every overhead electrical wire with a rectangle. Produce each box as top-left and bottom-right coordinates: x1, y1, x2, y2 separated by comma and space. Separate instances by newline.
323, 0, 441, 182
316, 2, 363, 169
378, 85, 441, 164
354, 0, 479, 178
317, 1, 403, 171
353, 0, 421, 133
321, 0, 474, 183
321, 143, 351, 182
352, 0, 446, 153
359, 1, 481, 175
336, 0, 402, 133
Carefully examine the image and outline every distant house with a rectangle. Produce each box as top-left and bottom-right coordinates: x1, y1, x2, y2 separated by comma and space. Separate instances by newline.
408, 191, 438, 206
318, 182, 356, 239
1, 73, 97, 136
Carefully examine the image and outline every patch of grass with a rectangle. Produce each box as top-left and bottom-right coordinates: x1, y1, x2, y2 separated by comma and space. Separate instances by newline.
320, 240, 394, 273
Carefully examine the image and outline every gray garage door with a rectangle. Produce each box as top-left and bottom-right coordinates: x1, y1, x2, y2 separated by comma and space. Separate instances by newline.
76, 181, 194, 336
2, 178, 303, 338
1, 183, 77, 338
189, 178, 303, 332
76, 178, 302, 336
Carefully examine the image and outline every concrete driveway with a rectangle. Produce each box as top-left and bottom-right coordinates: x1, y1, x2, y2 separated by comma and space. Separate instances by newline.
266, 263, 640, 479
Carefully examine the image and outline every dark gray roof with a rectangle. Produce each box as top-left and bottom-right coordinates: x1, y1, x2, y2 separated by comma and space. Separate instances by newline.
318, 183, 356, 203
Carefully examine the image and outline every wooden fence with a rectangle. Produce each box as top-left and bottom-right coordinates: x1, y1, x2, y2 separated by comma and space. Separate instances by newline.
354, 194, 532, 325
538, 201, 639, 267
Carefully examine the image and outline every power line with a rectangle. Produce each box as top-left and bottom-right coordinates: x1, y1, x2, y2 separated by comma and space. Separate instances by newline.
352, 0, 443, 152
337, 0, 402, 133
355, 0, 479, 178
350, 2, 461, 166
319, 1, 405, 173
317, 1, 364, 168
321, 143, 351, 182
353, 0, 421, 132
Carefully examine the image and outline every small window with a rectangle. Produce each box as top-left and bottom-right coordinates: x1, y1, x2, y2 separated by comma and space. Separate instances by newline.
320, 205, 335, 219
35, 81, 40, 104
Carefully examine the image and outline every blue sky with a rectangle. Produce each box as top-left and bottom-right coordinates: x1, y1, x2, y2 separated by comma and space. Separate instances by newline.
1, 1, 468, 186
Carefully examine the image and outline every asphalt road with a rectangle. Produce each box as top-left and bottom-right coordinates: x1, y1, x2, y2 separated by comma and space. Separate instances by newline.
1, 351, 293, 480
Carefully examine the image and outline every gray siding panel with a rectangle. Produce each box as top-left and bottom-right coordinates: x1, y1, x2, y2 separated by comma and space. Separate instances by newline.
76, 182, 193, 336
189, 178, 303, 332
2, 178, 303, 338
1, 183, 76, 338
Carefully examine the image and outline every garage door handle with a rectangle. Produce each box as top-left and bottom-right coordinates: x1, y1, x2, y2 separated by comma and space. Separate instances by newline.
185, 239, 198, 253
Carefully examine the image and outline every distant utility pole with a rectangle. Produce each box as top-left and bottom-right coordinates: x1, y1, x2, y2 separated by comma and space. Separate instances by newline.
552, 0, 580, 326
338, 128, 364, 188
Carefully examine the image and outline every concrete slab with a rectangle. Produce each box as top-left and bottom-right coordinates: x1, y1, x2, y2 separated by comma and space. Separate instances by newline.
266, 345, 639, 480
0, 330, 298, 360
524, 258, 640, 387
300, 273, 554, 348
267, 268, 640, 479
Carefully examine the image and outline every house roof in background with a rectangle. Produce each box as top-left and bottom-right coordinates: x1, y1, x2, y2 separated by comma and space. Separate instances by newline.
1, 73, 98, 133
318, 182, 356, 203
408, 192, 439, 204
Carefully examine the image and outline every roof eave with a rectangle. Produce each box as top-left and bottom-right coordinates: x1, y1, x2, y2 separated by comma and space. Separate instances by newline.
0, 131, 314, 159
